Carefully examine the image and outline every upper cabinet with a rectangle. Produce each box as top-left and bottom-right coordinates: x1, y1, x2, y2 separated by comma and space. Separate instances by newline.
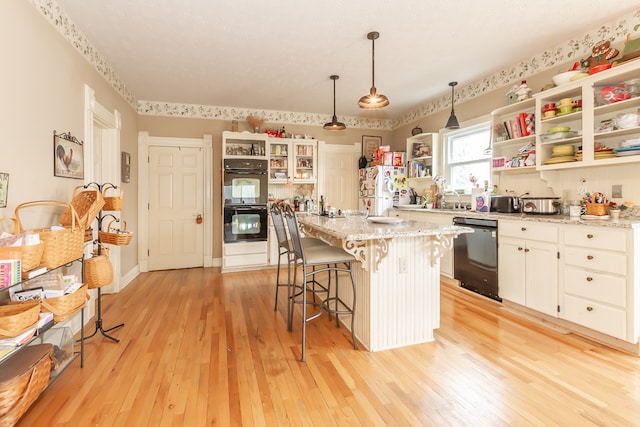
406, 133, 438, 179
267, 138, 317, 184
490, 98, 537, 174
534, 60, 640, 170
223, 131, 268, 159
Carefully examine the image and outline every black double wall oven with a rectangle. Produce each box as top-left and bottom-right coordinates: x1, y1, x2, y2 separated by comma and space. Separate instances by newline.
223, 158, 268, 243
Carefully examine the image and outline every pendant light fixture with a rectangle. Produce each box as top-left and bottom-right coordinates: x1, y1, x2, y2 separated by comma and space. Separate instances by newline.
445, 81, 460, 129
358, 31, 389, 109
323, 75, 346, 130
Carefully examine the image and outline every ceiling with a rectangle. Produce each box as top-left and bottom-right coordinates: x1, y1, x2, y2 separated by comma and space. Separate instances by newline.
56, 0, 639, 122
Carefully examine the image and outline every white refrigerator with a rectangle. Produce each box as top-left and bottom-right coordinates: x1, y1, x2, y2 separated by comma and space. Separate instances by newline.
358, 166, 407, 216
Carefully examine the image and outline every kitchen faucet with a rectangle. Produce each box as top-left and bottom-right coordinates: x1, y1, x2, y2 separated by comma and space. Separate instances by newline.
442, 189, 462, 209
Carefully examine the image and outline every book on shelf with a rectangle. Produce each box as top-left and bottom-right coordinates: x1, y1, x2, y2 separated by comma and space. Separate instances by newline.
498, 112, 535, 140
0, 259, 21, 289
22, 264, 48, 280
0, 327, 36, 349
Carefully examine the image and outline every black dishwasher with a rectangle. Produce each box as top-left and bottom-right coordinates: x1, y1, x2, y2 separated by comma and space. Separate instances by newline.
453, 217, 500, 302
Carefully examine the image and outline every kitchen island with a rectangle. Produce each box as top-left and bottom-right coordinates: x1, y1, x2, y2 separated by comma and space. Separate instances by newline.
297, 214, 471, 351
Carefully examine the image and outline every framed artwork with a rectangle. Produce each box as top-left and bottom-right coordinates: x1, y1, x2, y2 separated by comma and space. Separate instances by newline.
54, 131, 84, 179
362, 135, 382, 160
0, 173, 8, 208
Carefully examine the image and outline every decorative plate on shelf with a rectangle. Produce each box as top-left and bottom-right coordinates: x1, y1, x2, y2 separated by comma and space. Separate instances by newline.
367, 217, 404, 224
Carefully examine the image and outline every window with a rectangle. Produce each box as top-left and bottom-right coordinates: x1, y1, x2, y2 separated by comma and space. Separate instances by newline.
443, 122, 492, 193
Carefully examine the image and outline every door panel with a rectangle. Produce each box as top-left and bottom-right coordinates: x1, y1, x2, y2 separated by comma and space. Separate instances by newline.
149, 146, 204, 270
318, 143, 359, 211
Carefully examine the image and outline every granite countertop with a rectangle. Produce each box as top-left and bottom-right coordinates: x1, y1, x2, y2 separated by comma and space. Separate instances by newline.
391, 206, 640, 229
297, 213, 472, 241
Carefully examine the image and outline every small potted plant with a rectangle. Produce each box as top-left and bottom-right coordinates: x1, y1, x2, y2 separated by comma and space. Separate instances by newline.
421, 192, 433, 209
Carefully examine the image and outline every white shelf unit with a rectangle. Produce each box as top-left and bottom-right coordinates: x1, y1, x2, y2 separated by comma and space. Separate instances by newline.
267, 138, 317, 185
490, 98, 537, 174
222, 131, 268, 159
534, 59, 640, 170
406, 133, 438, 180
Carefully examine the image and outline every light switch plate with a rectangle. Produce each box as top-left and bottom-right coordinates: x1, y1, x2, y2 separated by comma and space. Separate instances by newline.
612, 184, 623, 198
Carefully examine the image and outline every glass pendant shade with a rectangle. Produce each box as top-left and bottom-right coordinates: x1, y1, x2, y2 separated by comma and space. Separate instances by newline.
359, 31, 389, 109
445, 81, 460, 129
323, 75, 346, 130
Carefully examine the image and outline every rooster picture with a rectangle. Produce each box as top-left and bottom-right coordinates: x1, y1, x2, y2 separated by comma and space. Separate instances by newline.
56, 144, 74, 170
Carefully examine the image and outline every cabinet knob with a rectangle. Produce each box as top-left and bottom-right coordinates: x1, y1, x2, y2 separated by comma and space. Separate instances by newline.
521, 227, 527, 231
587, 255, 594, 260
524, 248, 530, 253
586, 306, 594, 312
518, 247, 524, 251
586, 277, 593, 282
587, 234, 594, 239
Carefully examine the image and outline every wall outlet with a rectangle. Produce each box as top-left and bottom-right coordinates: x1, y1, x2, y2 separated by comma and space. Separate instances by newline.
399, 257, 408, 273
612, 184, 623, 198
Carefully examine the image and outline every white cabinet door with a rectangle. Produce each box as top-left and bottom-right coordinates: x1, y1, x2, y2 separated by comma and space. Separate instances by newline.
498, 236, 526, 305
524, 240, 558, 317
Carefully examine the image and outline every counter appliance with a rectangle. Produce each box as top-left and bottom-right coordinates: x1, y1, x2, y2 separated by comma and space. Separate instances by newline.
520, 196, 561, 215
490, 195, 520, 213
453, 217, 500, 302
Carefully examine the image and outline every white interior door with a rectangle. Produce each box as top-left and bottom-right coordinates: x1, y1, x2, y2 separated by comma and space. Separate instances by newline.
148, 145, 204, 270
317, 142, 360, 211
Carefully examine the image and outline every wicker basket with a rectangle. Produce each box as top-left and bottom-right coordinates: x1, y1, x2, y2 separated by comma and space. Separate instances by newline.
0, 344, 54, 427
40, 283, 88, 323
59, 185, 105, 230
102, 186, 124, 211
84, 245, 113, 289
586, 203, 609, 216
0, 301, 40, 339
14, 201, 84, 270
99, 220, 133, 246
0, 242, 44, 273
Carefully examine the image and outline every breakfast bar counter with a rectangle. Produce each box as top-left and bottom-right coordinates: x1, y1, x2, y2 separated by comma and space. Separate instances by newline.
297, 214, 470, 351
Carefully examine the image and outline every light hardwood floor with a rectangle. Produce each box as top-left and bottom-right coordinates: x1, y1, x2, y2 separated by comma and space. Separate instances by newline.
17, 268, 640, 426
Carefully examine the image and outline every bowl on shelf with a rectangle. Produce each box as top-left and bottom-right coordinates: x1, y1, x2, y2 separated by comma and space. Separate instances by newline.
343, 209, 368, 222
551, 145, 575, 156
615, 113, 640, 129
552, 70, 582, 86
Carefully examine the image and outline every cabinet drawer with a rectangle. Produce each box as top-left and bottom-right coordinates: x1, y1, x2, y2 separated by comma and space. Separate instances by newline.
563, 266, 626, 308
224, 241, 268, 256
563, 294, 626, 340
499, 220, 558, 243
563, 247, 626, 274
224, 252, 268, 268
562, 226, 626, 251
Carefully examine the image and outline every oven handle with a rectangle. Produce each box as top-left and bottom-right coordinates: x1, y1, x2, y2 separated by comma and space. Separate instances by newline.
224, 169, 267, 175
226, 206, 268, 212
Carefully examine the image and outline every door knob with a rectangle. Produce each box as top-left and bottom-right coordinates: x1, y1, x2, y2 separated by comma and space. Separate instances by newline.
195, 213, 203, 224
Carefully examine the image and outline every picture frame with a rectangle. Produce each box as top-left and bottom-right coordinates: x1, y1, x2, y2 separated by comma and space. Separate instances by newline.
362, 135, 382, 160
0, 173, 8, 208
54, 131, 84, 179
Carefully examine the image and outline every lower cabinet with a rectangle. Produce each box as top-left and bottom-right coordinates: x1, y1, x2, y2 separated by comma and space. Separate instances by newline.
560, 225, 633, 341
498, 220, 558, 317
222, 241, 268, 270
